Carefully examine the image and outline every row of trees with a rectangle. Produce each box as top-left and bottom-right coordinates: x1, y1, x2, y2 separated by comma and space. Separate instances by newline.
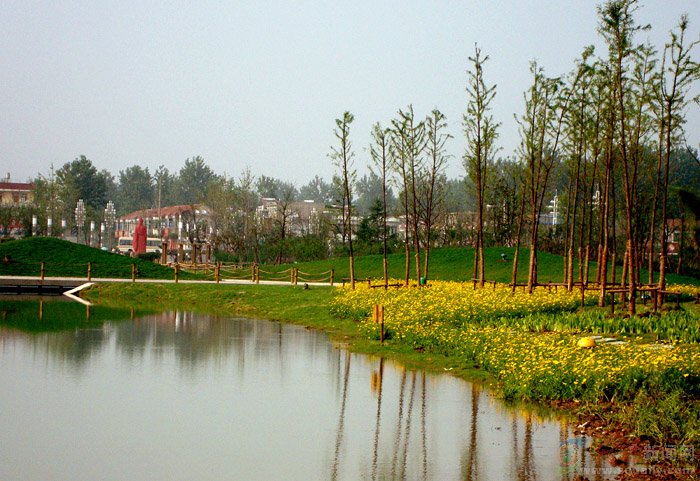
330, 0, 700, 313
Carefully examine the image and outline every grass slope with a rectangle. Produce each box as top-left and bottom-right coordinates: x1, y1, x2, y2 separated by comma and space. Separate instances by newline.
0, 237, 197, 280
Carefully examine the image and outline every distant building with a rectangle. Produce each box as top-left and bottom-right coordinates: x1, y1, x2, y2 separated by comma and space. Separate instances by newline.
256, 198, 328, 236
117, 204, 212, 251
0, 173, 34, 205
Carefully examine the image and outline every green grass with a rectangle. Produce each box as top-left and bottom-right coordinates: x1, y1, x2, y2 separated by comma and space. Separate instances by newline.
0, 237, 199, 280
280, 246, 700, 286
1, 237, 697, 286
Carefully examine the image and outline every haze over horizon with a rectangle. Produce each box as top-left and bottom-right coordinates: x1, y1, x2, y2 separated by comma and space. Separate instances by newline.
3, 0, 700, 185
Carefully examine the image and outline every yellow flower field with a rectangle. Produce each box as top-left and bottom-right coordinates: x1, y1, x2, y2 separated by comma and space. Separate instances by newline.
332, 281, 700, 402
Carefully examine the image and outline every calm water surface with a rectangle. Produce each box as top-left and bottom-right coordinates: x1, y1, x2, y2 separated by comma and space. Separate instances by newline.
0, 301, 618, 480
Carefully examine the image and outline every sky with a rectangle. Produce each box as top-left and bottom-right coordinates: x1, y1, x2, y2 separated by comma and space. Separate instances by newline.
3, 0, 700, 187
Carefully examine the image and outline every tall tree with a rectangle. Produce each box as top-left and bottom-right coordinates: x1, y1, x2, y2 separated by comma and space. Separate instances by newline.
55, 155, 110, 233
330, 111, 357, 288
392, 106, 426, 285
657, 14, 700, 290
117, 165, 153, 215
153, 165, 177, 211
206, 176, 237, 254
31, 164, 62, 235
598, 0, 650, 314
370, 123, 393, 288
422, 109, 451, 281
517, 62, 571, 293
464, 45, 499, 287
561, 47, 595, 291
272, 183, 297, 264
176, 156, 219, 205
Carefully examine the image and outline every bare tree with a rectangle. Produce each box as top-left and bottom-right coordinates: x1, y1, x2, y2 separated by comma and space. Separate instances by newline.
657, 14, 700, 290
517, 62, 569, 293
422, 109, 451, 282
330, 112, 357, 288
464, 45, 499, 287
598, 0, 651, 314
392, 106, 426, 286
561, 47, 595, 291
273, 183, 297, 264
391, 123, 412, 286
370, 122, 393, 288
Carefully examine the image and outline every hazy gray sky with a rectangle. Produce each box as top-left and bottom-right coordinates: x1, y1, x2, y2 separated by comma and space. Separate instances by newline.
3, 1, 699, 185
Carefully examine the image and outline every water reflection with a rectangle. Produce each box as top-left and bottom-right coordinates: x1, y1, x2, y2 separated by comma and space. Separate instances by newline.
0, 308, 619, 481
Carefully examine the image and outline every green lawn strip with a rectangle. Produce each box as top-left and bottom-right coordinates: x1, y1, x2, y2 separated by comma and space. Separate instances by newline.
270, 245, 700, 286
2, 237, 698, 287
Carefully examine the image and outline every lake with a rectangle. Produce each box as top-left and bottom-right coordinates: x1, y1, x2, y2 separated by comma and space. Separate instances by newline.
0, 299, 618, 480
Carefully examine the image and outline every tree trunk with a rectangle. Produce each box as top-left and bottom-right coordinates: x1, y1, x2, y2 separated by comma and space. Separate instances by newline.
598, 152, 612, 306
511, 194, 526, 292
677, 213, 685, 275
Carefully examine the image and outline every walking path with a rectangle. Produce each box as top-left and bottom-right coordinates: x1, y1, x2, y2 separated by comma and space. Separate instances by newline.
0, 275, 332, 287
0, 275, 334, 307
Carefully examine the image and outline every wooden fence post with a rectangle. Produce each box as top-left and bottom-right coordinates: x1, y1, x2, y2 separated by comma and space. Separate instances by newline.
610, 291, 615, 315
87, 262, 92, 281
40, 262, 45, 281
330, 269, 335, 286
373, 304, 385, 343
131, 263, 136, 282
174, 264, 179, 283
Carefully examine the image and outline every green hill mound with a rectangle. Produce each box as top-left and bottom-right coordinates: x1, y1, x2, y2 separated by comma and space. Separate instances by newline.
0, 237, 189, 280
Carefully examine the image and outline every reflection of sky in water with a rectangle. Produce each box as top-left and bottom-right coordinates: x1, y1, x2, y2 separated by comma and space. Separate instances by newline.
0, 311, 618, 480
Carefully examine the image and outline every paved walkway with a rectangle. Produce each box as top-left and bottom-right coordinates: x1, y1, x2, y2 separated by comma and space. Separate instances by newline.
0, 275, 334, 307
0, 275, 333, 287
